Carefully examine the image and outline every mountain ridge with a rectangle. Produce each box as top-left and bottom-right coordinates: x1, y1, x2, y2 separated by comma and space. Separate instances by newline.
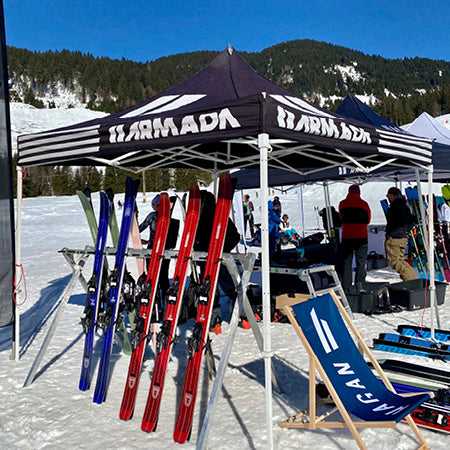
7, 39, 450, 125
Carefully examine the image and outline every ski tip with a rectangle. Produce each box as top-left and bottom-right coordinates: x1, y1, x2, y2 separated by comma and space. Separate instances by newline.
189, 184, 201, 199
93, 391, 105, 404
218, 173, 232, 200
78, 381, 89, 391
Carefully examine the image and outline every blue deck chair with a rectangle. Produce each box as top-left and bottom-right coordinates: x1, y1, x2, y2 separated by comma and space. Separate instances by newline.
276, 291, 432, 450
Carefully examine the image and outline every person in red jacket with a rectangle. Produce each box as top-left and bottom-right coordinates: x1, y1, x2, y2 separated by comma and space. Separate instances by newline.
339, 184, 371, 291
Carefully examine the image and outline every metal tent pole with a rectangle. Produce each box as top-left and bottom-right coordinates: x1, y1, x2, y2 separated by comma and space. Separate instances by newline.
142, 169, 146, 203
296, 185, 305, 238
427, 165, 439, 336
414, 169, 428, 258
258, 132, 273, 450
12, 166, 23, 361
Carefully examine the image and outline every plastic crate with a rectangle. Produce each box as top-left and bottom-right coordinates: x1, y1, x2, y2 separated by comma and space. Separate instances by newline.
388, 279, 447, 311
366, 251, 388, 271
346, 282, 390, 313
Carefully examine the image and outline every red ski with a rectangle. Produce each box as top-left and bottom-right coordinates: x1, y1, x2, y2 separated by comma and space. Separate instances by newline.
141, 185, 201, 432
119, 192, 171, 420
406, 404, 450, 434
173, 173, 232, 443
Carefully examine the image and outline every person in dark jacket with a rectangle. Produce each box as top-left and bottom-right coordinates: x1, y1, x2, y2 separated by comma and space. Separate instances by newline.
338, 184, 371, 291
385, 186, 417, 280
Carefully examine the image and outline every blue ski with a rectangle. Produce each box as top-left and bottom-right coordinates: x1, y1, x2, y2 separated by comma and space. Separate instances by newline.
373, 336, 450, 361
79, 191, 110, 391
398, 324, 450, 343
93, 177, 138, 403
380, 332, 450, 352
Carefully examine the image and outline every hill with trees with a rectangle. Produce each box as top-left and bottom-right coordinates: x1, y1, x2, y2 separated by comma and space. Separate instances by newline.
8, 39, 450, 196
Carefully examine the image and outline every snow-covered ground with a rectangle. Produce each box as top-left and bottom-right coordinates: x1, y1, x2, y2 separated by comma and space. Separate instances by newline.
1, 187, 449, 450
2, 102, 449, 448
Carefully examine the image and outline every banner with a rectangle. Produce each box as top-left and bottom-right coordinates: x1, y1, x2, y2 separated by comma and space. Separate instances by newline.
0, 0, 15, 328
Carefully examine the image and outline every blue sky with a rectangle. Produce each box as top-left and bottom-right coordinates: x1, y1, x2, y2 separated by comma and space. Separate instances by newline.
4, 0, 449, 62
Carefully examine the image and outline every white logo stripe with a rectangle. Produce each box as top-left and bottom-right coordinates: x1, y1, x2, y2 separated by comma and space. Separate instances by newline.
120, 95, 180, 118
310, 308, 331, 354
120, 94, 206, 119
270, 94, 334, 118
147, 94, 206, 115
320, 318, 338, 351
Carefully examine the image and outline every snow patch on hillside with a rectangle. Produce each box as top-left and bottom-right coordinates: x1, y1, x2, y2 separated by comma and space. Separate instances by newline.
324, 62, 364, 83
10, 102, 107, 152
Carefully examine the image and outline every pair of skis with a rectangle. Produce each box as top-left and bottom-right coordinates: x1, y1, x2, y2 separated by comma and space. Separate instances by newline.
88, 177, 138, 403
77, 185, 131, 391
373, 323, 450, 361
120, 174, 232, 444
372, 371, 450, 433
78, 191, 110, 390
404, 187, 448, 281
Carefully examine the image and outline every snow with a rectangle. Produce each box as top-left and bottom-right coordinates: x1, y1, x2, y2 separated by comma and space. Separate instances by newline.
1, 187, 450, 450
9, 103, 108, 153
2, 103, 449, 449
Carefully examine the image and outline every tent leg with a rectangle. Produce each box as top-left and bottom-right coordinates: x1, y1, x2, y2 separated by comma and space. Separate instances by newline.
414, 169, 428, 257
197, 254, 256, 449
23, 255, 88, 387
259, 132, 274, 450
427, 165, 440, 335
12, 166, 23, 362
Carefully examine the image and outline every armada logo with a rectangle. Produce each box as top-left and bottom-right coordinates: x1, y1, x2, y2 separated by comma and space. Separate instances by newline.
151, 385, 160, 399
120, 94, 207, 119
128, 375, 136, 389
109, 107, 241, 144
184, 392, 193, 407
277, 106, 372, 144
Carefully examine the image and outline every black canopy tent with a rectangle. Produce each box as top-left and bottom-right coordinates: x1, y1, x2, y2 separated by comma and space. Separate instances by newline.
16, 47, 435, 448
17, 48, 432, 173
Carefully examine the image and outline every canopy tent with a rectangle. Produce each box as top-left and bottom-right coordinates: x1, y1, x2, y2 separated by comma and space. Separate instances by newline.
337, 94, 450, 171
16, 46, 435, 449
336, 93, 406, 133
403, 111, 450, 149
17, 48, 432, 173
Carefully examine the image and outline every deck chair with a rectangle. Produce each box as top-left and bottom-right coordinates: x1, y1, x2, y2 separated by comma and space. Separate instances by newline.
276, 291, 432, 450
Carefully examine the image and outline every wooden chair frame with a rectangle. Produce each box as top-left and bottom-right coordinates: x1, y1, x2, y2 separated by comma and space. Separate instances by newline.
276, 291, 431, 450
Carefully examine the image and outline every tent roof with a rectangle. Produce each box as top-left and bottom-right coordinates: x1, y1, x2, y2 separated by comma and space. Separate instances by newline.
335, 94, 450, 175
403, 112, 450, 148
17, 47, 432, 174
336, 93, 406, 133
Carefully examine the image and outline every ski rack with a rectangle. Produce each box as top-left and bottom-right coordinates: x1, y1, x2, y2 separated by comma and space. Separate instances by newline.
58, 246, 280, 388
251, 263, 353, 318
55, 246, 281, 444
53, 248, 354, 446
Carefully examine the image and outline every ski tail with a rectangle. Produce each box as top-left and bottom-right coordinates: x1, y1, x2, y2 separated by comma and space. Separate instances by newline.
141, 185, 201, 432
173, 174, 232, 443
